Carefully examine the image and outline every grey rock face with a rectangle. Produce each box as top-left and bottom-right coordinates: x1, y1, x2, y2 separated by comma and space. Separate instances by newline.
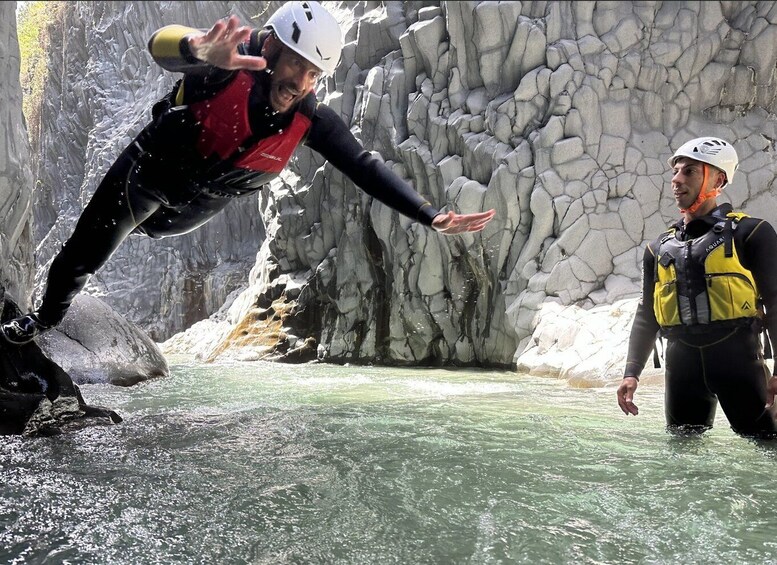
37, 294, 169, 386
197, 1, 777, 367
0, 2, 166, 433
0, 2, 34, 307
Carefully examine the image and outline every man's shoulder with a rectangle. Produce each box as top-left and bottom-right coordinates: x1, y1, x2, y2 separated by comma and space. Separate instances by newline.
310, 98, 340, 120
724, 209, 777, 247
724, 209, 769, 232
712, 203, 763, 224
647, 226, 676, 255
308, 98, 349, 134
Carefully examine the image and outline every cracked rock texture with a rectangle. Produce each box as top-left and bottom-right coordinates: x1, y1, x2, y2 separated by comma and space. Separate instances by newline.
0, 2, 34, 305
15, 2, 777, 377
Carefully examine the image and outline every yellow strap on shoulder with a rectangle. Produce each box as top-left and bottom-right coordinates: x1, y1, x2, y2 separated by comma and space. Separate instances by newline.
175, 82, 185, 106
150, 24, 200, 60
726, 211, 750, 222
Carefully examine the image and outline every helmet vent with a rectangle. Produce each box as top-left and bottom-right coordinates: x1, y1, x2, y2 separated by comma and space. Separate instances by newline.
668, 136, 738, 186
291, 22, 301, 43
302, 3, 314, 20
694, 140, 727, 156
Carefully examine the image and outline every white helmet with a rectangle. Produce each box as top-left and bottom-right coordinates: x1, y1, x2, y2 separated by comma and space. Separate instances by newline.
667, 137, 738, 186
265, 1, 344, 76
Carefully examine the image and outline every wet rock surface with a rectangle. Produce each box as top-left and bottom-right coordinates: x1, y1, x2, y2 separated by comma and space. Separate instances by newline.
38, 294, 169, 386
0, 292, 121, 437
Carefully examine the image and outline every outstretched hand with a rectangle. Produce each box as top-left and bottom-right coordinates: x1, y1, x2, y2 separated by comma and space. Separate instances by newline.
188, 15, 267, 71
432, 209, 496, 235
617, 377, 639, 416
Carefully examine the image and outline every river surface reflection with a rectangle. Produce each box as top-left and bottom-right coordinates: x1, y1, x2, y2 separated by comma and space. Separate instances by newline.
2, 359, 776, 564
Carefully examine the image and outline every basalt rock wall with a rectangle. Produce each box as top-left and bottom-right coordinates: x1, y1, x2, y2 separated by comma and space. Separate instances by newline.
27, 2, 777, 367
202, 0, 777, 367
0, 2, 34, 305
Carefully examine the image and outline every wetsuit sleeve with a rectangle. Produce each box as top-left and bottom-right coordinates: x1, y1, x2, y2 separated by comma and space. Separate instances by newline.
305, 104, 440, 226
148, 25, 209, 73
740, 219, 777, 373
148, 25, 262, 80
624, 243, 661, 379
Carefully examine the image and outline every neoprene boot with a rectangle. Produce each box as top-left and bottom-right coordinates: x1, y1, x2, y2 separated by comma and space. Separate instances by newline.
1, 312, 55, 345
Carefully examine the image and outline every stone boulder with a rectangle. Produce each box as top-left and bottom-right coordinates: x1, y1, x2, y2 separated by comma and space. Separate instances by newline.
515, 298, 664, 386
37, 294, 169, 386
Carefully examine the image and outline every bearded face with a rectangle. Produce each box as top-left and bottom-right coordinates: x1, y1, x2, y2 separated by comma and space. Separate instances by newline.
262, 35, 322, 114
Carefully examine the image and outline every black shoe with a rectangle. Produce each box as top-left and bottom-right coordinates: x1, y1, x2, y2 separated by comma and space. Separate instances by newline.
1, 312, 54, 345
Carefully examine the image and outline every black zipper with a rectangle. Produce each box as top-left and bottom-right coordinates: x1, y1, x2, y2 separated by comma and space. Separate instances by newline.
684, 240, 696, 323
705, 272, 755, 287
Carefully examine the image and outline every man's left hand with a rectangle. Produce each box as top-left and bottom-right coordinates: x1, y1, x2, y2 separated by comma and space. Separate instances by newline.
432, 209, 496, 235
188, 15, 267, 72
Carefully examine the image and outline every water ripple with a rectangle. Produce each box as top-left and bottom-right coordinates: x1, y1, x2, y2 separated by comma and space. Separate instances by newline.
1, 363, 776, 564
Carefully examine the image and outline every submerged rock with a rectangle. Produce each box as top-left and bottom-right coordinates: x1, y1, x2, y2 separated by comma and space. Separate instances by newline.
0, 293, 122, 437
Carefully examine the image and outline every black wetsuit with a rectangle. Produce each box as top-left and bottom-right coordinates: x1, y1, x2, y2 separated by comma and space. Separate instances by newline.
624, 203, 777, 436
36, 28, 439, 325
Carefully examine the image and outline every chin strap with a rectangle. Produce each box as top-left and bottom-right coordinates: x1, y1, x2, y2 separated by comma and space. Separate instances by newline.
679, 163, 723, 215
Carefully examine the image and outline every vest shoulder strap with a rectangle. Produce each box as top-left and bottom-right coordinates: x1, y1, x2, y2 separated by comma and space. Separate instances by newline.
658, 227, 677, 246
652, 227, 677, 281
726, 211, 750, 222
718, 211, 748, 257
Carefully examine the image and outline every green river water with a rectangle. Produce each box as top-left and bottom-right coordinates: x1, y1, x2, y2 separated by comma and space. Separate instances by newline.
1, 359, 776, 564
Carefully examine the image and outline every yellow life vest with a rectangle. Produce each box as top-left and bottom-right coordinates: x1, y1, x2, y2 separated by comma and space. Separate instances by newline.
653, 212, 759, 327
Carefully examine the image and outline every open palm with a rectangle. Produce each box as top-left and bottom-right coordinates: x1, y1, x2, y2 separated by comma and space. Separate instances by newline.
432, 209, 496, 235
188, 15, 267, 71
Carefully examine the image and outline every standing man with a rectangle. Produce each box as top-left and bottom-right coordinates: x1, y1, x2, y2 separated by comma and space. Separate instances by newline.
3, 2, 495, 344
616, 136, 777, 437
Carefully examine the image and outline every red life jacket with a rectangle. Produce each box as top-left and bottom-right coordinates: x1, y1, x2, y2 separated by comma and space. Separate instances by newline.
189, 70, 314, 173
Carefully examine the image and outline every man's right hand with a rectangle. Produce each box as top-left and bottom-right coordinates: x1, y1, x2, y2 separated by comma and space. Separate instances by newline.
431, 209, 496, 235
617, 376, 639, 416
188, 15, 267, 71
